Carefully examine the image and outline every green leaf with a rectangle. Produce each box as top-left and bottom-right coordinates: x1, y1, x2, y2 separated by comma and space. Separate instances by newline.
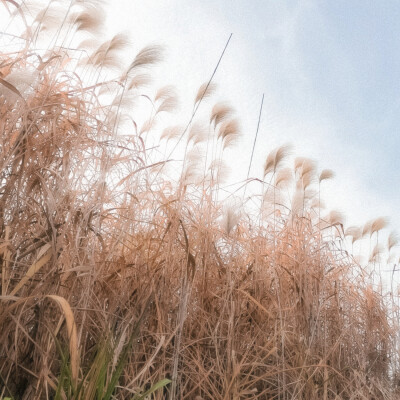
103, 296, 152, 400
132, 378, 171, 400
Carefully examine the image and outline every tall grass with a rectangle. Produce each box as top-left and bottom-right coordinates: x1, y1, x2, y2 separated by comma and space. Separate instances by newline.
0, 1, 399, 399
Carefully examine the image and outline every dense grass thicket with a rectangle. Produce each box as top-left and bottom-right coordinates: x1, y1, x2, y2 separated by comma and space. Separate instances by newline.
0, 1, 400, 399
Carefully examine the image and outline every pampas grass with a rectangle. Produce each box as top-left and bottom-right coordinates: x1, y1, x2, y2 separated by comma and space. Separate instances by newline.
194, 82, 217, 106
1, 2, 400, 400
319, 168, 334, 182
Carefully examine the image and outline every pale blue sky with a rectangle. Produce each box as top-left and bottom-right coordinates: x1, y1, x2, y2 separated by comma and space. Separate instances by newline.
111, 0, 400, 229
1, 0, 398, 230
203, 0, 400, 197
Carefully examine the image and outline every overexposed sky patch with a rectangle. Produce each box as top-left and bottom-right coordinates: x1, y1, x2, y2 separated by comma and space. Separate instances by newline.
107, 0, 400, 231
0, 0, 398, 233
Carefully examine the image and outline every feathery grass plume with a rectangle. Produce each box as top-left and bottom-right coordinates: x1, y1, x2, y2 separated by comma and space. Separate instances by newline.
217, 118, 240, 140
295, 157, 315, 176
187, 121, 207, 145
301, 169, 315, 191
70, 3, 105, 34
210, 102, 233, 127
181, 147, 204, 185
161, 125, 183, 142
155, 85, 175, 102
275, 167, 293, 188
263, 151, 276, 177
153, 85, 179, 113
68, 2, 106, 34
371, 216, 388, 236
127, 73, 152, 90
218, 118, 240, 149
139, 117, 157, 135
208, 159, 230, 184
290, 187, 304, 217
111, 92, 138, 110
301, 159, 315, 177
86, 33, 131, 69
369, 243, 383, 263
273, 143, 292, 171
125, 44, 164, 76
185, 146, 204, 165
319, 168, 335, 182
263, 143, 292, 177
294, 156, 307, 171
181, 164, 200, 186
327, 210, 345, 228
33, 3, 69, 32
98, 79, 123, 96
388, 231, 399, 251
157, 95, 179, 114
222, 135, 239, 150
362, 219, 373, 237
222, 205, 240, 235
304, 188, 317, 201
345, 226, 363, 244
78, 37, 102, 52
194, 81, 217, 105
310, 196, 325, 209
297, 159, 317, 191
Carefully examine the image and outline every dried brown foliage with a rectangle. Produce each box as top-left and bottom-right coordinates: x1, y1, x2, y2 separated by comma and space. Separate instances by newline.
0, 2, 399, 400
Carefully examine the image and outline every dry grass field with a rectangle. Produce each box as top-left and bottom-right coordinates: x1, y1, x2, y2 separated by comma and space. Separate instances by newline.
0, 1, 399, 399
